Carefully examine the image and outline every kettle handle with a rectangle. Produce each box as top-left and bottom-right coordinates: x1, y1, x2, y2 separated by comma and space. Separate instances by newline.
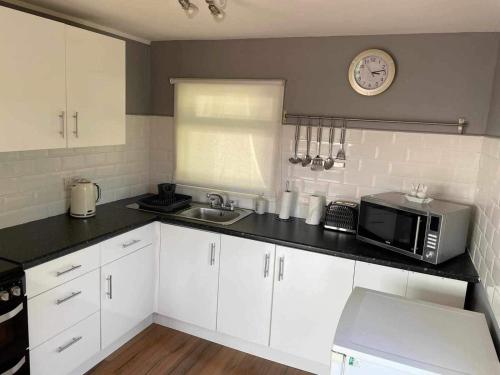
94, 183, 101, 203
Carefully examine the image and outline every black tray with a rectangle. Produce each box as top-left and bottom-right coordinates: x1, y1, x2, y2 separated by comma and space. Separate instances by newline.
137, 194, 192, 213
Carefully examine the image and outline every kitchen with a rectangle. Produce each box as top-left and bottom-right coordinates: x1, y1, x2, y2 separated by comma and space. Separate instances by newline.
0, 0, 499, 374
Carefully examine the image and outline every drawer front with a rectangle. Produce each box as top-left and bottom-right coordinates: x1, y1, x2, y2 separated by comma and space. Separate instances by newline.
30, 311, 100, 375
101, 223, 154, 265
26, 244, 100, 298
28, 269, 100, 348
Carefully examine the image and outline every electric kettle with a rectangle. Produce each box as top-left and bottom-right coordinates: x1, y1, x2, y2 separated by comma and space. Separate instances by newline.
70, 179, 101, 218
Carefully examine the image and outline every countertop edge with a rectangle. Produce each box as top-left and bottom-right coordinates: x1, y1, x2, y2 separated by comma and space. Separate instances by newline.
0, 198, 479, 283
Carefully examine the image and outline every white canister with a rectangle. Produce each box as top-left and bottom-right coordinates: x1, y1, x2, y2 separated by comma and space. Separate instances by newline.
279, 191, 294, 220
255, 194, 267, 215
305, 195, 325, 225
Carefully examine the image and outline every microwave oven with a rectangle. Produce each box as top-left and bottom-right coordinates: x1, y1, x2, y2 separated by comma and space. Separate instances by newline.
357, 192, 471, 264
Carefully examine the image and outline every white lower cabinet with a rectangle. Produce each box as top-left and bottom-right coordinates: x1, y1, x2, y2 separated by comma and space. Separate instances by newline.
354, 261, 468, 308
158, 225, 220, 330
270, 246, 355, 366
406, 271, 467, 308
217, 235, 275, 345
28, 269, 100, 349
353, 262, 408, 296
101, 244, 155, 349
30, 311, 100, 375
26, 223, 470, 374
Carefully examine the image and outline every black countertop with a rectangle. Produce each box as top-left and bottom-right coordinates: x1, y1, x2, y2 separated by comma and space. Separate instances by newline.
0, 196, 479, 283
0, 259, 22, 282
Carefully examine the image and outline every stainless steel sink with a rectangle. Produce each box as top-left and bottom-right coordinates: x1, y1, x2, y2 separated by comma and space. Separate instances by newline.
174, 205, 253, 225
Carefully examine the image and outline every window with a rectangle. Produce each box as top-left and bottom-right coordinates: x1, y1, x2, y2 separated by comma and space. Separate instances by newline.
173, 79, 284, 195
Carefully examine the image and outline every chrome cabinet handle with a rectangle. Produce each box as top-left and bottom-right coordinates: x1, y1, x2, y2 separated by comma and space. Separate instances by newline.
278, 256, 285, 281
57, 336, 82, 353
264, 253, 270, 278
0, 303, 23, 324
56, 291, 81, 305
56, 264, 82, 277
2, 355, 26, 375
413, 216, 422, 253
209, 243, 216, 266
72, 112, 79, 138
122, 239, 141, 248
106, 275, 113, 299
58, 111, 65, 138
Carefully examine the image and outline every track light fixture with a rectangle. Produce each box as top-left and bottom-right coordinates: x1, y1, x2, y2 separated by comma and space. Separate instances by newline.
206, 0, 225, 20
177, 0, 226, 20
178, 0, 198, 17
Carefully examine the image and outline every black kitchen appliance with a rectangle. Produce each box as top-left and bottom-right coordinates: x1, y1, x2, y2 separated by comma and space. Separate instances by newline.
137, 183, 192, 213
324, 200, 359, 234
0, 260, 29, 374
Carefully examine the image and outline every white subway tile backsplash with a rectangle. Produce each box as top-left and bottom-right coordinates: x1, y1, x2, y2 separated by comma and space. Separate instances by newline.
362, 130, 395, 145
343, 171, 372, 187
470, 135, 500, 325
0, 115, 153, 229
283, 128, 481, 209
359, 159, 390, 174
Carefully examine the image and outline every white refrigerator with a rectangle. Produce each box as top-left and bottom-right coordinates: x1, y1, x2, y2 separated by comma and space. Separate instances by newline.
331, 287, 499, 374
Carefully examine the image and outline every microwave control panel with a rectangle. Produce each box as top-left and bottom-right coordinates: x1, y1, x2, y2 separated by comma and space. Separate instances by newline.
424, 216, 440, 261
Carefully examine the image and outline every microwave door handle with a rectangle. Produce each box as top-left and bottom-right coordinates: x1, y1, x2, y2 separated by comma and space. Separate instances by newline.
413, 216, 422, 253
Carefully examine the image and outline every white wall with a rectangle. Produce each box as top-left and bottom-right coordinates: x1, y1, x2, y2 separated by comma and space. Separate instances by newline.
0, 115, 150, 229
471, 136, 500, 325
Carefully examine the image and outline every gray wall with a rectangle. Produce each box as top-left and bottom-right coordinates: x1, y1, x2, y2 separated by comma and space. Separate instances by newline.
151, 33, 500, 134
486, 39, 500, 136
0, 1, 151, 115
126, 41, 151, 115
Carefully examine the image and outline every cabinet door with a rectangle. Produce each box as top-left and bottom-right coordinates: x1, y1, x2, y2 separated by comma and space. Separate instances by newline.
158, 225, 220, 330
66, 26, 125, 148
406, 272, 467, 308
270, 246, 355, 365
0, 7, 66, 152
217, 235, 275, 345
353, 261, 408, 296
101, 244, 155, 348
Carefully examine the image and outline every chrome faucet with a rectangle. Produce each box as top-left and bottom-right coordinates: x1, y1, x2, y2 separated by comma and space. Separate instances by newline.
207, 193, 235, 211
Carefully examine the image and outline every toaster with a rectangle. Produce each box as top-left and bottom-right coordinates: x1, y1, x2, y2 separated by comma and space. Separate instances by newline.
324, 200, 359, 233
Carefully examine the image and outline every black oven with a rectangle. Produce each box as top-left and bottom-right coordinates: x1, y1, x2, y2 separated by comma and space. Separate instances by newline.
0, 272, 29, 375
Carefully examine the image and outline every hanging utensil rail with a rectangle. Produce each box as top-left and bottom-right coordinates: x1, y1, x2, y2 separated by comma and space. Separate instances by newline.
283, 112, 467, 134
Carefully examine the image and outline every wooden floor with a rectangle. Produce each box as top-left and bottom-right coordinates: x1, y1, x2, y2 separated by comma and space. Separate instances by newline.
87, 324, 311, 375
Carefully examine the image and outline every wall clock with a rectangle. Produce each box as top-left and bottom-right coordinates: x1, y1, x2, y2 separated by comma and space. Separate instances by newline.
348, 49, 396, 96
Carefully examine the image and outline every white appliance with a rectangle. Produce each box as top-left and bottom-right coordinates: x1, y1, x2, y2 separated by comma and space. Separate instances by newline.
331, 288, 499, 375
70, 179, 101, 218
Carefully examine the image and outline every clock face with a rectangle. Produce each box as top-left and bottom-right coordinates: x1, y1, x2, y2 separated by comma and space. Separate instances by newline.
348, 49, 396, 96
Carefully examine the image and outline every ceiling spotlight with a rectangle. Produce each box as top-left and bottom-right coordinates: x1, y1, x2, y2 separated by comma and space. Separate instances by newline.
178, 0, 198, 17
206, 0, 225, 20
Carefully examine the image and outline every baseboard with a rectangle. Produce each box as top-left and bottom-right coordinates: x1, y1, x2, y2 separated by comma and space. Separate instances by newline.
154, 313, 330, 375
71, 315, 154, 375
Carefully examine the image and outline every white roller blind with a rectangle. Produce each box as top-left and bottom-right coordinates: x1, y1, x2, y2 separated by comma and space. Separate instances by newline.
174, 79, 284, 195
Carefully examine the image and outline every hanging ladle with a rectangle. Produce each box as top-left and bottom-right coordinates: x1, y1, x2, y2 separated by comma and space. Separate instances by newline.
288, 118, 302, 164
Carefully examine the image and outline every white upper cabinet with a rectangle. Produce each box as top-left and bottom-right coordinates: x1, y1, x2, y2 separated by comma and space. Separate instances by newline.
66, 26, 125, 148
0, 7, 67, 152
217, 235, 275, 345
270, 246, 355, 365
0, 7, 125, 152
158, 224, 220, 330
